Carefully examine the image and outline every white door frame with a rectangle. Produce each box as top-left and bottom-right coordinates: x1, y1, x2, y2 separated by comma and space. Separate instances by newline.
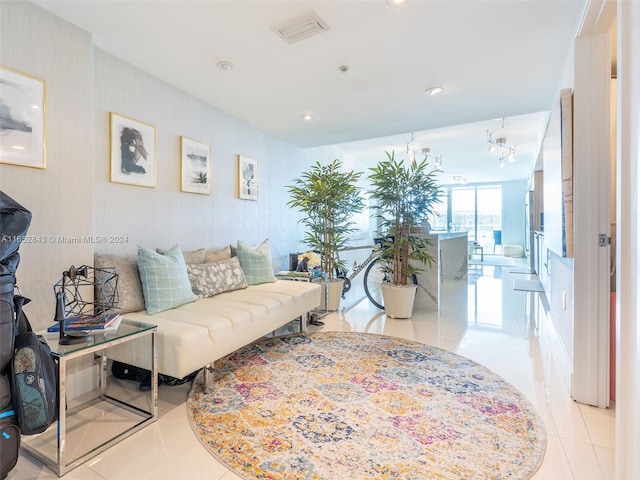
572, 0, 615, 408
615, 1, 640, 477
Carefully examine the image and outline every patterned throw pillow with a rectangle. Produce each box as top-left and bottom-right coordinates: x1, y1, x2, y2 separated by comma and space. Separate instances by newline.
137, 244, 198, 315
236, 239, 276, 285
94, 253, 145, 314
186, 257, 248, 298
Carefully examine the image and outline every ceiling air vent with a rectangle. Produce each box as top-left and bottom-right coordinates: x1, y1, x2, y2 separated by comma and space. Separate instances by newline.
272, 13, 330, 44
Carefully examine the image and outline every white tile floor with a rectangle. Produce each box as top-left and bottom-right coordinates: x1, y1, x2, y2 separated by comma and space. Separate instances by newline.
8, 257, 615, 479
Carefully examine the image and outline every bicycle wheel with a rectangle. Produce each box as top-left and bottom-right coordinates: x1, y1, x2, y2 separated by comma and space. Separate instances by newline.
363, 259, 418, 310
363, 258, 388, 309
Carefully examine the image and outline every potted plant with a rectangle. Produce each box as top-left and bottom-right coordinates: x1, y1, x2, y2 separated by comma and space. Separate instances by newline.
287, 159, 364, 310
368, 151, 442, 318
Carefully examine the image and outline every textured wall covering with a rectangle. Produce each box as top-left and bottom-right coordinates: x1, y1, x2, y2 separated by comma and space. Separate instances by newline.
0, 1, 357, 328
92, 49, 349, 267
0, 2, 94, 326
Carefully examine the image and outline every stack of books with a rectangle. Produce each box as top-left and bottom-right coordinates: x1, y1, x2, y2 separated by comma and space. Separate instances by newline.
47, 312, 123, 333
275, 270, 323, 282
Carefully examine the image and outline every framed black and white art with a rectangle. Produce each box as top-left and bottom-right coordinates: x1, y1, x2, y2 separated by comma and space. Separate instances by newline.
0, 66, 46, 169
181, 136, 212, 195
238, 155, 258, 200
110, 112, 156, 188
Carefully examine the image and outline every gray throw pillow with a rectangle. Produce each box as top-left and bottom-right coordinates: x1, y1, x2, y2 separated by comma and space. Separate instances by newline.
156, 247, 205, 265
94, 253, 145, 314
204, 245, 231, 263
186, 257, 248, 298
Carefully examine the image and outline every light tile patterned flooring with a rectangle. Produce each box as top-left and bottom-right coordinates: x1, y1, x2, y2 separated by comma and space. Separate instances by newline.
9, 257, 615, 479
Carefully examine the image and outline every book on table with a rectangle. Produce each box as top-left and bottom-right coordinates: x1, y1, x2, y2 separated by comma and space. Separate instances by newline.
47, 313, 123, 332
276, 270, 321, 278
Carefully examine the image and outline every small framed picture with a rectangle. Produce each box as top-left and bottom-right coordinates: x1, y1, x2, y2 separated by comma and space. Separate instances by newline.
238, 155, 258, 200
110, 112, 156, 188
0, 65, 46, 169
181, 136, 212, 195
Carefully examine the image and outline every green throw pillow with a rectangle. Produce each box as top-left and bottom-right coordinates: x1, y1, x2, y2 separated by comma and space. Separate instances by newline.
236, 239, 276, 285
137, 244, 198, 315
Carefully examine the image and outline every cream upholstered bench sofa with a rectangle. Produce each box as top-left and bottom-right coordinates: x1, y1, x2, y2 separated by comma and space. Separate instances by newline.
95, 241, 321, 381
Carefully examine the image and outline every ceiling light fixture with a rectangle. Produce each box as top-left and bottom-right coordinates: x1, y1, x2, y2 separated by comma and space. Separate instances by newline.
487, 121, 517, 163
424, 86, 443, 96
386, 0, 409, 7
422, 147, 443, 169
216, 61, 234, 72
452, 175, 467, 185
406, 132, 416, 161
302, 114, 313, 121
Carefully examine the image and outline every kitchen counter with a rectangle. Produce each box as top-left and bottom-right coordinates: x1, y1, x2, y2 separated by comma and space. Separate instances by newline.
414, 231, 468, 310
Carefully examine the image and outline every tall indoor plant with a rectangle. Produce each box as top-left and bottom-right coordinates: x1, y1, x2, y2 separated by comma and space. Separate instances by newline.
368, 151, 442, 318
287, 159, 364, 310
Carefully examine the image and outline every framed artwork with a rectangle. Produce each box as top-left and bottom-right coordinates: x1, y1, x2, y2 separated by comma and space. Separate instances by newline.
0, 65, 46, 169
181, 136, 212, 195
542, 88, 573, 258
110, 112, 156, 188
238, 155, 258, 200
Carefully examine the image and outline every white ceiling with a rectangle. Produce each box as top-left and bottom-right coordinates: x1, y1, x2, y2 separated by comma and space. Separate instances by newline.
33, 0, 586, 183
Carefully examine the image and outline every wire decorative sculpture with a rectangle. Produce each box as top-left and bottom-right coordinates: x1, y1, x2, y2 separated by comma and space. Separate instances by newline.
53, 265, 119, 321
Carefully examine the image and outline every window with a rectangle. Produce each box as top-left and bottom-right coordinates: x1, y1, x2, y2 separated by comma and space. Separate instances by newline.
429, 184, 502, 251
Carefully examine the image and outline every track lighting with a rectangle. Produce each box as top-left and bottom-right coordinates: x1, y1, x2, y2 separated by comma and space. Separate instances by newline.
419, 146, 442, 169
406, 133, 417, 161
452, 175, 467, 184
487, 128, 517, 165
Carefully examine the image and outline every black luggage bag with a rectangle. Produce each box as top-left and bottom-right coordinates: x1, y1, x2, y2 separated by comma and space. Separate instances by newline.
0, 191, 33, 478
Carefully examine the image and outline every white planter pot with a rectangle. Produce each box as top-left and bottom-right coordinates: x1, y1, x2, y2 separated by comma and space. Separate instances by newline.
320, 279, 344, 311
381, 283, 418, 319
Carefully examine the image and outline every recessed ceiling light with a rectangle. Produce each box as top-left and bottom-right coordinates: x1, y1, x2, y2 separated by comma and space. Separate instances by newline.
425, 86, 443, 96
386, 0, 409, 7
302, 114, 313, 121
216, 61, 234, 72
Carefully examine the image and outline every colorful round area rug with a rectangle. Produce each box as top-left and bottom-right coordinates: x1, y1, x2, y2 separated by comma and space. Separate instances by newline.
187, 332, 546, 480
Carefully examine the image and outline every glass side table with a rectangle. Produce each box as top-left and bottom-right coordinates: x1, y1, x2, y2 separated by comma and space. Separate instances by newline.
21, 319, 157, 477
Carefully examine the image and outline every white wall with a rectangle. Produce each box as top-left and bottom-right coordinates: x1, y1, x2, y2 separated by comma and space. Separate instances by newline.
501, 180, 528, 248
0, 1, 355, 329
0, 1, 94, 327
92, 49, 347, 266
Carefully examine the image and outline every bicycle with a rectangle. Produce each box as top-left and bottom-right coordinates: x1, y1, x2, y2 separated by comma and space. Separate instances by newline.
336, 237, 417, 310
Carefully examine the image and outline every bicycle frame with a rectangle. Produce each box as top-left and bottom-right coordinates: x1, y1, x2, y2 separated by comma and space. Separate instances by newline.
337, 247, 379, 284
336, 238, 387, 296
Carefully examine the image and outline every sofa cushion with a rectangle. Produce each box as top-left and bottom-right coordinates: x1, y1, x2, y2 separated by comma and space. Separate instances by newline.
204, 245, 231, 263
137, 244, 198, 315
94, 253, 145, 314
156, 247, 205, 265
236, 239, 276, 285
187, 257, 248, 298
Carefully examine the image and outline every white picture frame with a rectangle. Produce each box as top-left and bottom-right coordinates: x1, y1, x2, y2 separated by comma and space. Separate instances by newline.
110, 112, 156, 188
238, 155, 258, 200
181, 136, 212, 195
0, 65, 46, 169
